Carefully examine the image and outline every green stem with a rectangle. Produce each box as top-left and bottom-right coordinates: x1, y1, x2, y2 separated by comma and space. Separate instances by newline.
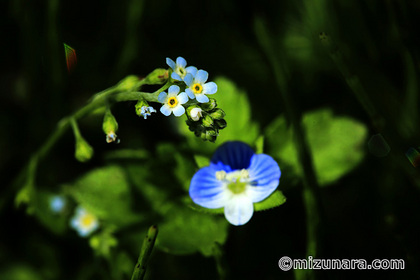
213, 242, 229, 280
131, 225, 158, 280
254, 16, 321, 279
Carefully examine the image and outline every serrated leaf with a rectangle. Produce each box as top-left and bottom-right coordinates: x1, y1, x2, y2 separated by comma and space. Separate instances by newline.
265, 108, 367, 186
254, 190, 287, 211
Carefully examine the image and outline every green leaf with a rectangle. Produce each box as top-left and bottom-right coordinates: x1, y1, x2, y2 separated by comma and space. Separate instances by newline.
265, 108, 367, 186
177, 77, 260, 153
254, 135, 265, 154
156, 202, 229, 256
254, 190, 287, 211
66, 165, 141, 227
33, 191, 69, 235
194, 155, 210, 168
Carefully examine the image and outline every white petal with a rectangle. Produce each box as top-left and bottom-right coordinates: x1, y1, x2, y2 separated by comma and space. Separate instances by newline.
168, 85, 180, 95
224, 194, 254, 226
203, 82, 217, 94
158, 92, 167, 103
166, 57, 176, 69
177, 92, 188, 104
176, 57, 187, 68
160, 105, 172, 116
196, 94, 209, 103
172, 105, 185, 117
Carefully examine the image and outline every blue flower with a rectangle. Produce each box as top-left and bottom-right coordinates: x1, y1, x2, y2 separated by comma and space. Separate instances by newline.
184, 70, 217, 103
140, 106, 156, 119
50, 195, 66, 213
166, 57, 197, 81
158, 85, 189, 117
189, 141, 281, 226
70, 206, 99, 237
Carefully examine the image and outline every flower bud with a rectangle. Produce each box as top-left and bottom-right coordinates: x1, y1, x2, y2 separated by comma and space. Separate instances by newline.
215, 119, 227, 129
202, 114, 214, 128
75, 136, 94, 162
205, 128, 218, 142
200, 98, 217, 111
209, 108, 226, 120
118, 75, 141, 91
102, 110, 119, 143
144, 68, 169, 85
186, 105, 203, 121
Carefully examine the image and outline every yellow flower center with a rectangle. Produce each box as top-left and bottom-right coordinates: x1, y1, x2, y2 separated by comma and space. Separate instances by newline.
81, 214, 95, 227
167, 96, 178, 108
192, 83, 203, 94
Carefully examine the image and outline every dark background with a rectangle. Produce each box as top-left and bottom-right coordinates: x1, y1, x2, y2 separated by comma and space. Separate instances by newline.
1, 0, 420, 279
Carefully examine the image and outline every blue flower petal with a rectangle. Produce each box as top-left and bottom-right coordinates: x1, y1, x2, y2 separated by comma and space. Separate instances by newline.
172, 105, 185, 117
203, 82, 217, 94
186, 88, 195, 99
184, 73, 193, 86
168, 85, 180, 95
247, 154, 281, 202
158, 92, 167, 103
196, 94, 209, 103
160, 105, 172, 116
211, 141, 255, 171
166, 57, 176, 69
195, 70, 208, 84
171, 72, 182, 81
190, 166, 227, 209
186, 66, 197, 77
224, 194, 254, 226
176, 57, 187, 68
177, 92, 188, 104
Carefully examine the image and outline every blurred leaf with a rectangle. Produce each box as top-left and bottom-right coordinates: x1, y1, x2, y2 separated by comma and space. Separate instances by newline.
33, 191, 69, 235
254, 190, 287, 211
66, 165, 141, 227
177, 77, 259, 153
89, 229, 118, 258
157, 202, 229, 256
254, 135, 265, 154
194, 154, 210, 168
265, 108, 367, 186
0, 265, 43, 280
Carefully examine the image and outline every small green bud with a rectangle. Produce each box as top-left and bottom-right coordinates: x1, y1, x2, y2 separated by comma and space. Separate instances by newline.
215, 119, 227, 129
75, 136, 94, 162
202, 114, 214, 128
144, 68, 169, 85
118, 75, 141, 91
209, 108, 226, 120
102, 110, 119, 143
205, 128, 218, 142
200, 98, 217, 111
186, 105, 203, 121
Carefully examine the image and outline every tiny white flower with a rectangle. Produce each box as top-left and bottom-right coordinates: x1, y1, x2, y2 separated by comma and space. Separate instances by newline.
70, 206, 99, 237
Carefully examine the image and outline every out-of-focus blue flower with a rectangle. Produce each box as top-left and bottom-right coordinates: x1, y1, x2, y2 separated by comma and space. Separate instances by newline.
189, 141, 281, 226
140, 106, 156, 119
184, 70, 217, 103
166, 57, 197, 81
158, 85, 188, 117
50, 195, 66, 213
70, 206, 99, 237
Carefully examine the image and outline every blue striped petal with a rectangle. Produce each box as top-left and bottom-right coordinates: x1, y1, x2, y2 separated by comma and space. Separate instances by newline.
247, 154, 281, 202
190, 166, 228, 209
211, 141, 255, 171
